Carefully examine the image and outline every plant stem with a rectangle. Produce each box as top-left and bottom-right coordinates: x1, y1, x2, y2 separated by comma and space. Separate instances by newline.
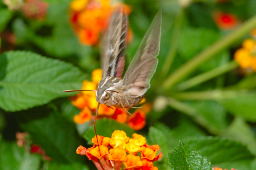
171, 90, 241, 100
161, 9, 184, 77
176, 61, 238, 91
162, 15, 256, 90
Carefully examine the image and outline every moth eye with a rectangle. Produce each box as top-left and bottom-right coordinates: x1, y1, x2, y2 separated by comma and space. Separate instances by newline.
104, 92, 110, 100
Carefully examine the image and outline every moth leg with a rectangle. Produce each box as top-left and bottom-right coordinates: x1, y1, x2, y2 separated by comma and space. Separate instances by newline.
118, 95, 132, 115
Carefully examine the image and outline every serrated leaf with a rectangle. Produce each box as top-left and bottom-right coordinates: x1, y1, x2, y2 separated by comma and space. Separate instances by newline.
0, 51, 84, 111
185, 137, 254, 169
83, 119, 134, 143
0, 140, 40, 170
169, 142, 212, 170
17, 108, 84, 162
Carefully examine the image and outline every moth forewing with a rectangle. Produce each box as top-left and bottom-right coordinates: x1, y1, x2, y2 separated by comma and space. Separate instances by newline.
123, 11, 162, 97
100, 8, 128, 80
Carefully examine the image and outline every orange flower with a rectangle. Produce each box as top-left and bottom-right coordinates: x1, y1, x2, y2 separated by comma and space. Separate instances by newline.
98, 104, 116, 116
76, 130, 161, 170
73, 107, 92, 124
124, 154, 143, 168
109, 147, 126, 161
213, 12, 239, 30
70, 0, 131, 46
234, 37, 256, 72
71, 69, 151, 130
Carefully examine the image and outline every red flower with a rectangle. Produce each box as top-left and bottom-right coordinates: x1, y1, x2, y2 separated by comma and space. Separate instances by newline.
213, 12, 239, 30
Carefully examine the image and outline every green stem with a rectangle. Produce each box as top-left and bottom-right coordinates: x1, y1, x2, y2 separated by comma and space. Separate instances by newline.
162, 15, 256, 90
171, 90, 241, 100
161, 9, 184, 76
177, 61, 238, 91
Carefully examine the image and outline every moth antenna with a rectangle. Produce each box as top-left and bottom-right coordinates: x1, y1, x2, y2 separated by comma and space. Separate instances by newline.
94, 103, 101, 156
64, 89, 96, 92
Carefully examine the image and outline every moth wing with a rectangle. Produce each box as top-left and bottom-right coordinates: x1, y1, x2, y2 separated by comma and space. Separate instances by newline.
100, 8, 128, 80
123, 11, 162, 96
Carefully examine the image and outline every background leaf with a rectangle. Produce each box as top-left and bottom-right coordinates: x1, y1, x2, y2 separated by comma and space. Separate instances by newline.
17, 108, 84, 163
0, 51, 84, 111
219, 91, 256, 121
0, 9, 12, 32
0, 140, 41, 170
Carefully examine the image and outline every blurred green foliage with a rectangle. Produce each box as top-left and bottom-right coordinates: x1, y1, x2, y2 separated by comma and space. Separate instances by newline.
1, 0, 256, 169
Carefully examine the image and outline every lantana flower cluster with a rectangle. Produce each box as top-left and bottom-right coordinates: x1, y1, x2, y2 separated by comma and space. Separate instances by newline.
234, 37, 256, 72
76, 130, 161, 170
71, 69, 151, 130
69, 0, 130, 45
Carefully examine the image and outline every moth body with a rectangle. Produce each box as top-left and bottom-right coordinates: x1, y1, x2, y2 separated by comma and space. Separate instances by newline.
96, 76, 143, 108
97, 9, 161, 109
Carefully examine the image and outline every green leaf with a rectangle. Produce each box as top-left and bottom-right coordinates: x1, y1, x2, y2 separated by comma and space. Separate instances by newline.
18, 109, 84, 162
178, 28, 219, 59
0, 9, 13, 32
219, 91, 256, 121
169, 98, 227, 134
0, 140, 40, 170
167, 118, 205, 146
222, 118, 256, 155
186, 101, 227, 132
169, 142, 212, 170
83, 119, 134, 143
0, 51, 84, 111
177, 27, 226, 72
185, 137, 255, 169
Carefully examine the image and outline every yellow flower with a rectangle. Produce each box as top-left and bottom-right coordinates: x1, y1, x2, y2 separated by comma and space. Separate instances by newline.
234, 37, 256, 72
110, 130, 129, 148
70, 0, 88, 11
92, 69, 102, 83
